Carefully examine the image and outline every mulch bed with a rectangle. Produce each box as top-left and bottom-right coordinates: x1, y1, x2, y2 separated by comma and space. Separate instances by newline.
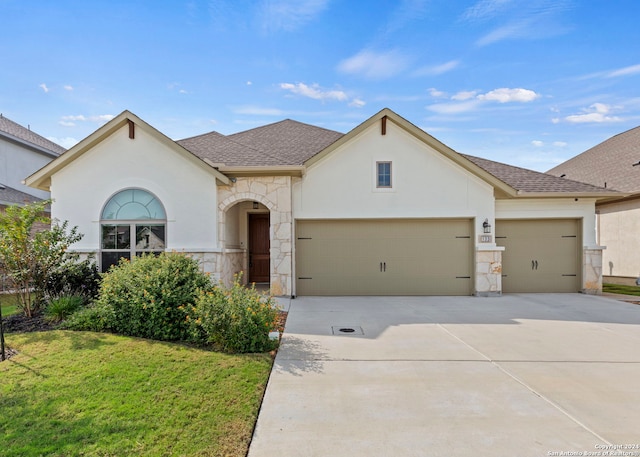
275, 310, 288, 334
1, 311, 58, 362
3, 311, 57, 333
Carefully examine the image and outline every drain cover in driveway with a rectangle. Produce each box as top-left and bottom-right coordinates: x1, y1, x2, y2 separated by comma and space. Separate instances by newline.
331, 326, 364, 335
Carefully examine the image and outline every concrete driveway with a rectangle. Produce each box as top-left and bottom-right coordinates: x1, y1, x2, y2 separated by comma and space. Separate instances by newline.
248, 294, 640, 457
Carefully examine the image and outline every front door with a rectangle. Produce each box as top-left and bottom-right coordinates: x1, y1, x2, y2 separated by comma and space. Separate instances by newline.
248, 213, 270, 283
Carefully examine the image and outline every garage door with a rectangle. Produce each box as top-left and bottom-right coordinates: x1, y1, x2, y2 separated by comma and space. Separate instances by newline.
295, 219, 473, 296
496, 219, 581, 293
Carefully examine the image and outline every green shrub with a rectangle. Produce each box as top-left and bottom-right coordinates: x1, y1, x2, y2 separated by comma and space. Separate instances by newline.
95, 252, 211, 341
44, 259, 101, 302
190, 275, 279, 353
60, 301, 114, 332
45, 295, 84, 322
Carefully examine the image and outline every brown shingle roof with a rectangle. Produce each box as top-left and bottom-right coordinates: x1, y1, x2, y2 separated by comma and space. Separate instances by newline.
0, 114, 65, 156
178, 119, 343, 167
0, 183, 42, 206
463, 154, 613, 194
547, 126, 640, 192
179, 111, 614, 195
177, 131, 285, 167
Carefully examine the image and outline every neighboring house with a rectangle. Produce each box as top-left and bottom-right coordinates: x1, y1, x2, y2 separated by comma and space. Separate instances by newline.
26, 108, 619, 297
0, 113, 65, 204
548, 126, 640, 284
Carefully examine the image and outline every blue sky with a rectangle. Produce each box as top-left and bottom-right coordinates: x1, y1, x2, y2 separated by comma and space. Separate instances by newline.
1, 0, 640, 171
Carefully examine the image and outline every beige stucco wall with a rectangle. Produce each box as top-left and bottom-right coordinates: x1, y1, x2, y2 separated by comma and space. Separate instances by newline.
50, 123, 220, 257
598, 199, 640, 279
293, 121, 496, 233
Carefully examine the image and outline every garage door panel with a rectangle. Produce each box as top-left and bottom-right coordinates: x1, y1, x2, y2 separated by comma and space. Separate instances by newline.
296, 219, 472, 296
497, 219, 580, 293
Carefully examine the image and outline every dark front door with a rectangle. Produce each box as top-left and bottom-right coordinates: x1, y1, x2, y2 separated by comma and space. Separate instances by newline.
249, 213, 270, 283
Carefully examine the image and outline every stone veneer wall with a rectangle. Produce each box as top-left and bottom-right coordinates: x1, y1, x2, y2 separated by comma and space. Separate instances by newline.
217, 176, 293, 297
475, 247, 503, 296
582, 247, 604, 295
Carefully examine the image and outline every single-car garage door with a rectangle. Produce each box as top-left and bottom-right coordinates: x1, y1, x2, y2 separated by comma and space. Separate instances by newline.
496, 219, 581, 293
295, 219, 473, 296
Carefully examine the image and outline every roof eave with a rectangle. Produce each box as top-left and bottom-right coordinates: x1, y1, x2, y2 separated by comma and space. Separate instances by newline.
511, 191, 627, 200
219, 165, 305, 177
0, 131, 61, 158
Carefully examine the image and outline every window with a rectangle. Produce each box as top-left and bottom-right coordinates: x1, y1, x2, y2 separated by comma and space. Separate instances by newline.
376, 161, 392, 188
100, 189, 166, 272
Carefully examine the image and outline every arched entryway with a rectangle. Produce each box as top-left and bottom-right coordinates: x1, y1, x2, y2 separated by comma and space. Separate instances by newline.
221, 198, 271, 287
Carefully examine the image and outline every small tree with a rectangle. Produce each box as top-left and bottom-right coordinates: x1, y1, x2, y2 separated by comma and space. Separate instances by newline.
0, 200, 82, 317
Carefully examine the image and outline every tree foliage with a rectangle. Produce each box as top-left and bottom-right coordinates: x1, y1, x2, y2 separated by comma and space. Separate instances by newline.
0, 200, 83, 317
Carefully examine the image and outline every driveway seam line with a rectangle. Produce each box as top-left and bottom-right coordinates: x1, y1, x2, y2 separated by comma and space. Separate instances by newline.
436, 323, 614, 446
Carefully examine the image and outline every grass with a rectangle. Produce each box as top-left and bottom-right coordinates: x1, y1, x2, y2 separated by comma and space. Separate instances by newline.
603, 283, 640, 296
0, 331, 273, 456
0, 292, 21, 317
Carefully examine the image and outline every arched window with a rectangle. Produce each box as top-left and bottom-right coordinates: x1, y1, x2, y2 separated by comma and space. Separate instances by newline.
100, 189, 166, 272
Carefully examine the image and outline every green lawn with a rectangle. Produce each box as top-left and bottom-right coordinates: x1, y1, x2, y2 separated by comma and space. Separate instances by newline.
0, 293, 21, 317
0, 331, 273, 456
603, 283, 640, 296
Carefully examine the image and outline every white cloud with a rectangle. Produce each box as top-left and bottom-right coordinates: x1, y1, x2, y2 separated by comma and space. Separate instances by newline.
452, 90, 478, 101
427, 86, 539, 115
607, 64, 640, 78
260, 0, 329, 32
234, 106, 286, 116
428, 88, 447, 98
477, 88, 539, 103
476, 22, 525, 46
64, 85, 73, 91
532, 140, 544, 147
349, 98, 366, 108
413, 60, 460, 76
427, 100, 481, 114
246, 81, 253, 85
553, 141, 567, 147
59, 114, 115, 127
564, 103, 622, 124
39, 83, 49, 93
464, 0, 573, 46
337, 49, 410, 80
462, 0, 513, 21
47, 136, 78, 149
279, 82, 348, 101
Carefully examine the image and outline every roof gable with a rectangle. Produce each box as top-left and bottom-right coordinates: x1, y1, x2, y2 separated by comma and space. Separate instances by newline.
26, 111, 229, 191
548, 126, 640, 192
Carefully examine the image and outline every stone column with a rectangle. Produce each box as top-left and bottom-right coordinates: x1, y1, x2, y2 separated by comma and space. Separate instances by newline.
475, 246, 504, 296
582, 247, 604, 295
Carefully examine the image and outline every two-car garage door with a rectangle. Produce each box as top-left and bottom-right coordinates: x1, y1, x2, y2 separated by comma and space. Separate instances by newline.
295, 219, 473, 296
295, 218, 582, 296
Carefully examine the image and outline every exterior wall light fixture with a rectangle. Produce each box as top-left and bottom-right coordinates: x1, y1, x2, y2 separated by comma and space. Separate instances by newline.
483, 219, 492, 234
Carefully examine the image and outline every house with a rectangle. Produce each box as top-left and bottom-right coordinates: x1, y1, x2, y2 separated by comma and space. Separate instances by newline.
26, 108, 619, 297
548, 126, 640, 284
0, 113, 65, 206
